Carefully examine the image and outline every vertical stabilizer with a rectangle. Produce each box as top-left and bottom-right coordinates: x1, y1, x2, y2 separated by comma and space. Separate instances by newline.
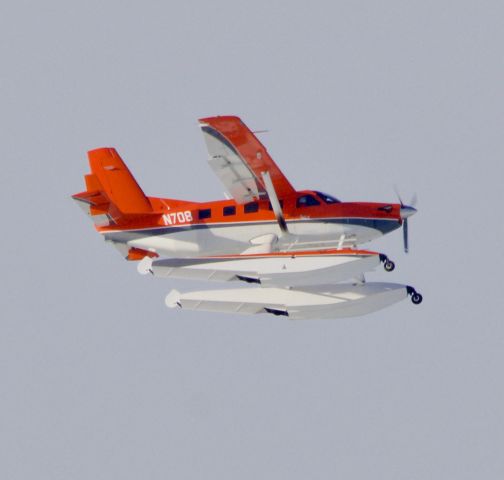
72, 148, 153, 225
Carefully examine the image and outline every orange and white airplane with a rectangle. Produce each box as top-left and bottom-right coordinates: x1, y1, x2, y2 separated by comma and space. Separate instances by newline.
73, 115, 422, 319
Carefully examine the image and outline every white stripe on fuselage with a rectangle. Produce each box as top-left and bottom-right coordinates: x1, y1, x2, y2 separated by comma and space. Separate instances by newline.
103, 217, 399, 257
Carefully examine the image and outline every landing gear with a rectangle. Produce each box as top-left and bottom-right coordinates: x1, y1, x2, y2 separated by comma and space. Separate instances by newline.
411, 293, 423, 304
384, 259, 395, 272
379, 254, 395, 272
406, 286, 423, 305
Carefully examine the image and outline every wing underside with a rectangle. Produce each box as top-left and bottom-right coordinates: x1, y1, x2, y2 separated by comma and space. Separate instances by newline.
199, 116, 296, 204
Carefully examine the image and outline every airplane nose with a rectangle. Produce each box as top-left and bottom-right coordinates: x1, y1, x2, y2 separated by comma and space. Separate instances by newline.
400, 205, 417, 219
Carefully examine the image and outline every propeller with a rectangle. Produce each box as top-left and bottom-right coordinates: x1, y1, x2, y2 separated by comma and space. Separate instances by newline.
394, 187, 418, 253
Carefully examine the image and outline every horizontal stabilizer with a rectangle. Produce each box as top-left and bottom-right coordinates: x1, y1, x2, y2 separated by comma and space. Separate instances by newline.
72, 190, 114, 226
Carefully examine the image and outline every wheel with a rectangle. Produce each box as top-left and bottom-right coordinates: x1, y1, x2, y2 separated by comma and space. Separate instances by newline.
384, 260, 395, 272
411, 293, 423, 304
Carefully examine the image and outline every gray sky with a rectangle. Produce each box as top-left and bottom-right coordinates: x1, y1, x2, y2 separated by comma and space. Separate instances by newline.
1, 0, 503, 478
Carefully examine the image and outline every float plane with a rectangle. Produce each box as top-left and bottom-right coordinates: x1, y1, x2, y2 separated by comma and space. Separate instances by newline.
72, 116, 422, 319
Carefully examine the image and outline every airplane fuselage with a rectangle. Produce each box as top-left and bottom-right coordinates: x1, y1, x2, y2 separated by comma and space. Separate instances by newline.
99, 191, 403, 257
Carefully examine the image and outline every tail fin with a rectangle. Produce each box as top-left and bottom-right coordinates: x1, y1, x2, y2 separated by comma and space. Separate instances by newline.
72, 148, 154, 226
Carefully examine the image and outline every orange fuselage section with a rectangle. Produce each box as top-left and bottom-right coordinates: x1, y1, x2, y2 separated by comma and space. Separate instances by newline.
95, 191, 402, 234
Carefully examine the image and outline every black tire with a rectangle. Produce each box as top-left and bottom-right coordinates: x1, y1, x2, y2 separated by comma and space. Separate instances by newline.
411, 293, 423, 304
384, 260, 395, 272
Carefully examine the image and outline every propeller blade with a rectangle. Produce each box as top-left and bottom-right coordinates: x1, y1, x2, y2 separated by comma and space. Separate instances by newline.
393, 185, 404, 207
395, 187, 416, 253
261, 171, 288, 234
403, 218, 409, 253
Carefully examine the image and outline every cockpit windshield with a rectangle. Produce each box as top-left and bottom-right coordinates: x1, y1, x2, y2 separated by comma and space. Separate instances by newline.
315, 191, 341, 204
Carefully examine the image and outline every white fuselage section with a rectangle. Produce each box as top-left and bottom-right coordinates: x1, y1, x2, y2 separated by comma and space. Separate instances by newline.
105, 218, 398, 257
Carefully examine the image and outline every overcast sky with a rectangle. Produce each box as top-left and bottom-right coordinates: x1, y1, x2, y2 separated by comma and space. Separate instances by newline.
1, 0, 503, 478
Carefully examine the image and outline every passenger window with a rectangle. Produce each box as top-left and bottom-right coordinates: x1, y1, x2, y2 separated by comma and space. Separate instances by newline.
223, 205, 236, 216
296, 195, 320, 208
198, 208, 211, 219
244, 202, 259, 213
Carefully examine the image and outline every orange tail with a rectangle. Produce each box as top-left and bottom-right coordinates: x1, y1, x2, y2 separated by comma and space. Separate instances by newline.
72, 148, 154, 226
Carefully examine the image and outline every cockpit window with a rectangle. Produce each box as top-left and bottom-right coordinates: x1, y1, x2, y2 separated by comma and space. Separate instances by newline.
296, 194, 321, 208
315, 191, 341, 204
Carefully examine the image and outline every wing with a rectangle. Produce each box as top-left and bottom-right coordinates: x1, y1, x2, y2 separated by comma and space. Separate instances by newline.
199, 116, 296, 204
